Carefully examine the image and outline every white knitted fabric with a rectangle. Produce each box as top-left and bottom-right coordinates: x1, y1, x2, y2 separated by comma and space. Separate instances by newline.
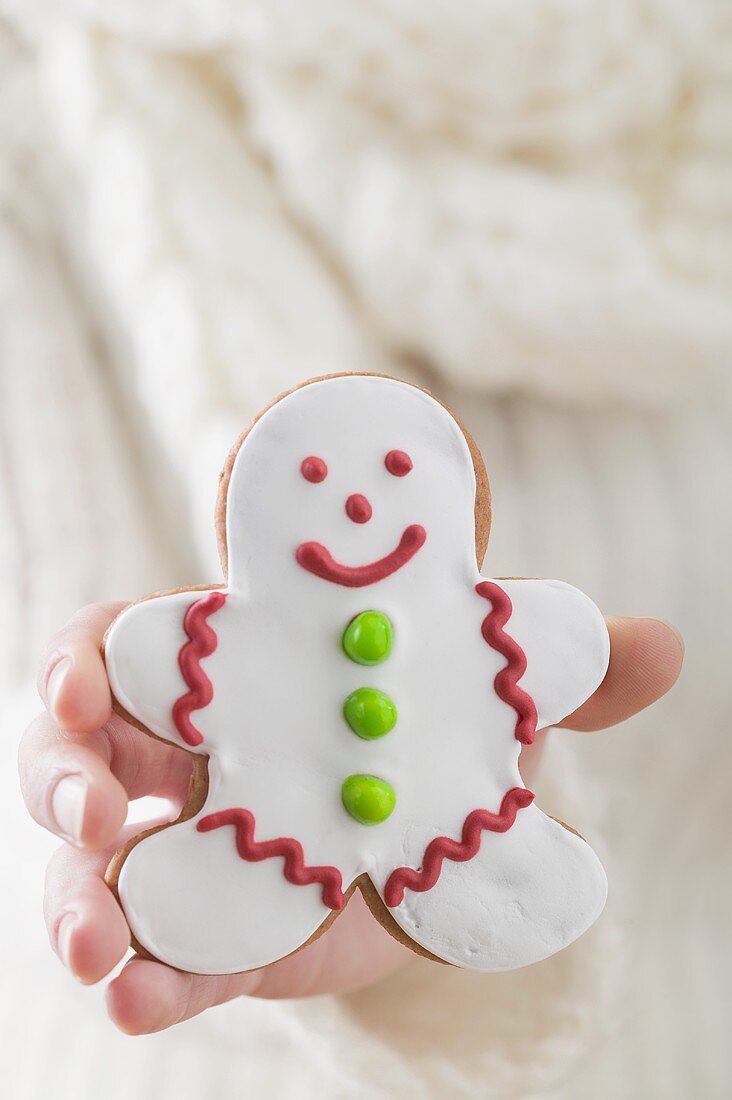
0, 5, 730, 1098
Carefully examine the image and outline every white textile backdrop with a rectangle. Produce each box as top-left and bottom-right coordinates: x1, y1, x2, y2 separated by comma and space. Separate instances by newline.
0, 3, 730, 1097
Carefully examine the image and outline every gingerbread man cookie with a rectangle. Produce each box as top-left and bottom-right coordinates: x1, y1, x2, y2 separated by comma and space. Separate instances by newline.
104, 375, 610, 975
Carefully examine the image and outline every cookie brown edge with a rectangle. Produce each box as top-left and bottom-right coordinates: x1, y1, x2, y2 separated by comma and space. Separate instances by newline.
102, 371, 565, 974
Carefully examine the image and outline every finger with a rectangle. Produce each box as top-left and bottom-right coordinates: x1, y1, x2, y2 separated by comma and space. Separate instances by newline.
19, 711, 193, 849
560, 617, 684, 732
38, 602, 127, 733
106, 957, 261, 1035
44, 838, 132, 985
107, 892, 409, 1034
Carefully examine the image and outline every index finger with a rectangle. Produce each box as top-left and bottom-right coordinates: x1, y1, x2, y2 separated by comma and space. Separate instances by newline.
38, 602, 127, 733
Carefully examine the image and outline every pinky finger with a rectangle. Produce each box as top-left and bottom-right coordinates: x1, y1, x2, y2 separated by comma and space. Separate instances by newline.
106, 958, 260, 1035
44, 843, 131, 985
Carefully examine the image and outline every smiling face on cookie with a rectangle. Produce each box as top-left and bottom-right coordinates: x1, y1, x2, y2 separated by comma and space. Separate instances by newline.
295, 441, 427, 587
224, 376, 481, 594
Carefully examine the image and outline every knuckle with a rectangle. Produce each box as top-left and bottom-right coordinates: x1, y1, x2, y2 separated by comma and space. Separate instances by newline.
18, 712, 53, 781
69, 601, 126, 635
21, 710, 51, 747
43, 845, 78, 924
45, 841, 75, 886
36, 602, 126, 700
36, 641, 67, 699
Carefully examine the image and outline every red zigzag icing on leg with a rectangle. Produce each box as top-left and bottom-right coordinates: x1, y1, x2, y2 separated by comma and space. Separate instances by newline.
197, 808, 346, 910
476, 580, 538, 745
172, 591, 227, 747
383, 787, 534, 908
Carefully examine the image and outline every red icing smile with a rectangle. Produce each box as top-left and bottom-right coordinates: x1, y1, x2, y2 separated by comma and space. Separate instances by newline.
296, 524, 426, 587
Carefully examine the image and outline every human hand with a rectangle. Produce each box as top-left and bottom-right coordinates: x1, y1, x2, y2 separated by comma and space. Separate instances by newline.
19, 603, 683, 1034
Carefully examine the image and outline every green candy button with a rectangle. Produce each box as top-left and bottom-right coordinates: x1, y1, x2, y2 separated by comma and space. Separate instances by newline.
341, 774, 396, 825
343, 688, 397, 740
342, 611, 393, 666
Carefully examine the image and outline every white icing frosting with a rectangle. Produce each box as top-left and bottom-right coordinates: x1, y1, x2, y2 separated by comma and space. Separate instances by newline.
106, 375, 610, 974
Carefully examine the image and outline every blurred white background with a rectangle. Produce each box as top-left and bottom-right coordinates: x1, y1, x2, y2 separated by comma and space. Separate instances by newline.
0, 2, 730, 1097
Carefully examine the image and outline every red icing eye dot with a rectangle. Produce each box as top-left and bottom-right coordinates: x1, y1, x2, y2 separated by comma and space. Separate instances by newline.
385, 450, 413, 477
301, 456, 328, 483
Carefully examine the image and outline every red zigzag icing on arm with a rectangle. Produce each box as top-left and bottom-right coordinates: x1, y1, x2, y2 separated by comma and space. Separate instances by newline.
476, 580, 538, 745
383, 787, 534, 908
172, 591, 227, 747
197, 809, 346, 910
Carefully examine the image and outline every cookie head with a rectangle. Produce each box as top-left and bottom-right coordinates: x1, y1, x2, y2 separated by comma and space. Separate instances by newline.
223, 375, 482, 592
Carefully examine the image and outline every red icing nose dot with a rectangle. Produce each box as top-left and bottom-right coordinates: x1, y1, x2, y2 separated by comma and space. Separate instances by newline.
345, 494, 373, 524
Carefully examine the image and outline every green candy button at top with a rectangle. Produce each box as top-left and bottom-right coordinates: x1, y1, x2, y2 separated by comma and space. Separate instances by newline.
342, 774, 396, 825
342, 611, 393, 666
343, 687, 397, 740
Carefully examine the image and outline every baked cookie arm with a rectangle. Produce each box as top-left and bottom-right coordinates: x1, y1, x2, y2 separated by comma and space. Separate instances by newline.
105, 588, 226, 752
487, 578, 610, 732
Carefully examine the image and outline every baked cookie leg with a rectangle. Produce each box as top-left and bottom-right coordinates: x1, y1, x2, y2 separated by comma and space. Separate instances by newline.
378, 803, 607, 972
116, 812, 335, 975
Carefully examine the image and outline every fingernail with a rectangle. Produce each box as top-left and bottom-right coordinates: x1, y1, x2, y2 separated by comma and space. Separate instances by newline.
52, 775, 88, 844
57, 912, 78, 969
47, 657, 72, 720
